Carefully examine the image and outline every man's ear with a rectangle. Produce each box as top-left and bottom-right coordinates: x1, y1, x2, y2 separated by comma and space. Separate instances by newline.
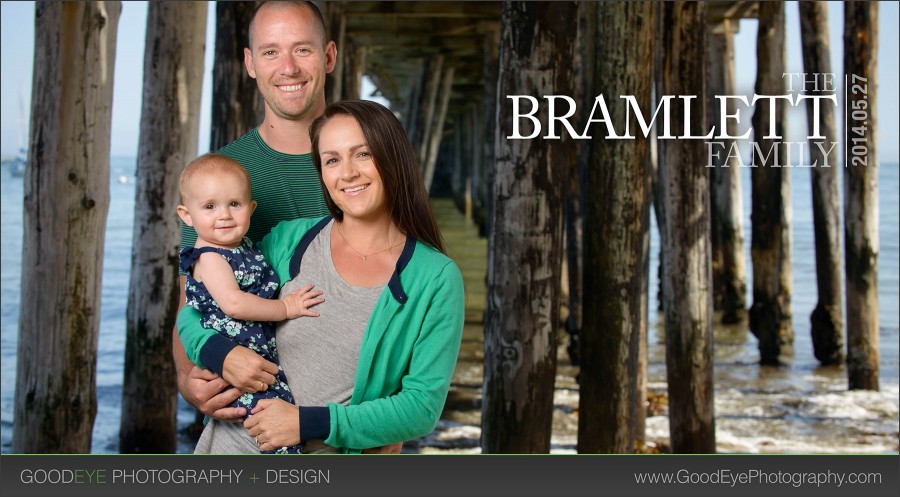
177, 205, 193, 227
324, 40, 337, 74
244, 48, 257, 79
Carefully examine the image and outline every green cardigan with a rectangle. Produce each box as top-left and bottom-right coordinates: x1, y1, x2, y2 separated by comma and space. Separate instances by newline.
177, 216, 465, 452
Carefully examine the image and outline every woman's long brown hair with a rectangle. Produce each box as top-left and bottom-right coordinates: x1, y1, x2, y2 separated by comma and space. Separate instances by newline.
310, 100, 446, 254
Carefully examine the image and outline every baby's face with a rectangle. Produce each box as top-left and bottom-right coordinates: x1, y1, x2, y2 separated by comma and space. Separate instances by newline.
180, 170, 255, 249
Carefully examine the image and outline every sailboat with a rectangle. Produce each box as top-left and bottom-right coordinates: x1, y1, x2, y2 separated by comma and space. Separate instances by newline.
2, 147, 26, 177
3, 94, 28, 177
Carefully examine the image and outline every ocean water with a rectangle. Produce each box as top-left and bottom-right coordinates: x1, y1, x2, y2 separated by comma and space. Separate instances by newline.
0, 158, 897, 453
0, 157, 199, 453
421, 164, 899, 455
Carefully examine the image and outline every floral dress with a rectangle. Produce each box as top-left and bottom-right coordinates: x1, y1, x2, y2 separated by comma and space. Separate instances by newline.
180, 237, 302, 454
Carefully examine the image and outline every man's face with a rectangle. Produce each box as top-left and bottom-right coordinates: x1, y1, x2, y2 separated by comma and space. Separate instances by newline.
244, 4, 336, 122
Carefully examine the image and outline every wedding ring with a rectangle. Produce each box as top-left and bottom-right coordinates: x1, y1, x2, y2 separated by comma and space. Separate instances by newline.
256, 436, 261, 446
259, 381, 265, 390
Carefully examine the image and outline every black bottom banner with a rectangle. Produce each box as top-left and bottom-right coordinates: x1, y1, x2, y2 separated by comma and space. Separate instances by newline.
1, 454, 897, 497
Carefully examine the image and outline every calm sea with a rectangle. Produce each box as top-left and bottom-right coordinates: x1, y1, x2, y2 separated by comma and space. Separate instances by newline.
1, 158, 897, 453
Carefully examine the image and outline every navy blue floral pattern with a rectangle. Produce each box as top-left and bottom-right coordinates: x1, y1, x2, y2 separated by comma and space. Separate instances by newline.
180, 237, 301, 454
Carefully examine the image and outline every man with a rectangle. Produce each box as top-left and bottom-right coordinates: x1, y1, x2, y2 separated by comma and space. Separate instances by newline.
173, 1, 400, 453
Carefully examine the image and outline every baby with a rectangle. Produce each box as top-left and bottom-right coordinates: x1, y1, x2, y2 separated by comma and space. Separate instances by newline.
177, 153, 322, 454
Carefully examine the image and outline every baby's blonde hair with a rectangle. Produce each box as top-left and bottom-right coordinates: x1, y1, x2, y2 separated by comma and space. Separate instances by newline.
179, 153, 251, 203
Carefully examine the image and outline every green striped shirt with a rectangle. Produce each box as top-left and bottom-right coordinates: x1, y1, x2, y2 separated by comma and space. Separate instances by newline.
180, 127, 329, 253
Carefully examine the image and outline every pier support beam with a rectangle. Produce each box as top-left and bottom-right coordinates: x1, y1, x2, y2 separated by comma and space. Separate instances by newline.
120, 1, 207, 454
843, 1, 880, 390
799, 1, 844, 366
417, 54, 444, 168
209, 1, 261, 152
403, 58, 425, 150
707, 19, 747, 325
579, 0, 654, 454
423, 66, 454, 193
14, 1, 120, 454
658, 1, 716, 454
324, 1, 346, 103
475, 27, 500, 236
482, 1, 576, 454
750, 1, 793, 365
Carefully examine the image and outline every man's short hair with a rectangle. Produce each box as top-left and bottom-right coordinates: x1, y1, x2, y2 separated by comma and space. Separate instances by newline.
248, 1, 328, 48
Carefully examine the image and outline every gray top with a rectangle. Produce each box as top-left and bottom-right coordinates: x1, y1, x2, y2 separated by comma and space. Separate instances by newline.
194, 220, 385, 454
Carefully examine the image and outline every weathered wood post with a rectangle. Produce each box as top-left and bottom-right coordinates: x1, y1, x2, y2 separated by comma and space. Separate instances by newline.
119, 1, 207, 453
707, 18, 747, 325
477, 28, 500, 236
451, 111, 466, 211
346, 45, 366, 100
658, 1, 716, 453
749, 1, 792, 365
423, 66, 454, 193
209, 1, 261, 152
482, 1, 577, 453
324, 0, 345, 103
470, 72, 487, 230
13, 1, 120, 453
403, 58, 426, 148
799, 1, 844, 366
578, 1, 654, 454
843, 1, 880, 390
416, 54, 445, 169
563, 0, 596, 369
466, 103, 481, 221
460, 104, 477, 218
637, 129, 651, 445
652, 4, 667, 313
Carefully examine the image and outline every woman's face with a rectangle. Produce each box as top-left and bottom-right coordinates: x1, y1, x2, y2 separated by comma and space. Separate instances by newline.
318, 114, 387, 221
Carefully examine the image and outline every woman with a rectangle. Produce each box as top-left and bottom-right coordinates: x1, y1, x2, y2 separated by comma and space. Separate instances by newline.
177, 100, 465, 454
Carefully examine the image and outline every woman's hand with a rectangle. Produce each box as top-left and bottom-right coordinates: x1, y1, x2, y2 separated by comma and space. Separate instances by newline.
221, 346, 279, 393
245, 399, 300, 451
181, 366, 246, 421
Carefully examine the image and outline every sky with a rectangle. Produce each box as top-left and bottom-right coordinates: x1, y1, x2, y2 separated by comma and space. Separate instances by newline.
1, 1, 898, 162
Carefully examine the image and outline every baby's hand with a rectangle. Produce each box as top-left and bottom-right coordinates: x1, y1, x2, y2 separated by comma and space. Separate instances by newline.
281, 284, 324, 319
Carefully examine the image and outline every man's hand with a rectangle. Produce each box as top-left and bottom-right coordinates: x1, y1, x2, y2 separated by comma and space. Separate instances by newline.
221, 346, 279, 393
181, 366, 245, 421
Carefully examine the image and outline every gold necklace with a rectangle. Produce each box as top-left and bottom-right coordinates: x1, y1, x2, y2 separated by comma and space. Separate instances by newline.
335, 223, 404, 261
